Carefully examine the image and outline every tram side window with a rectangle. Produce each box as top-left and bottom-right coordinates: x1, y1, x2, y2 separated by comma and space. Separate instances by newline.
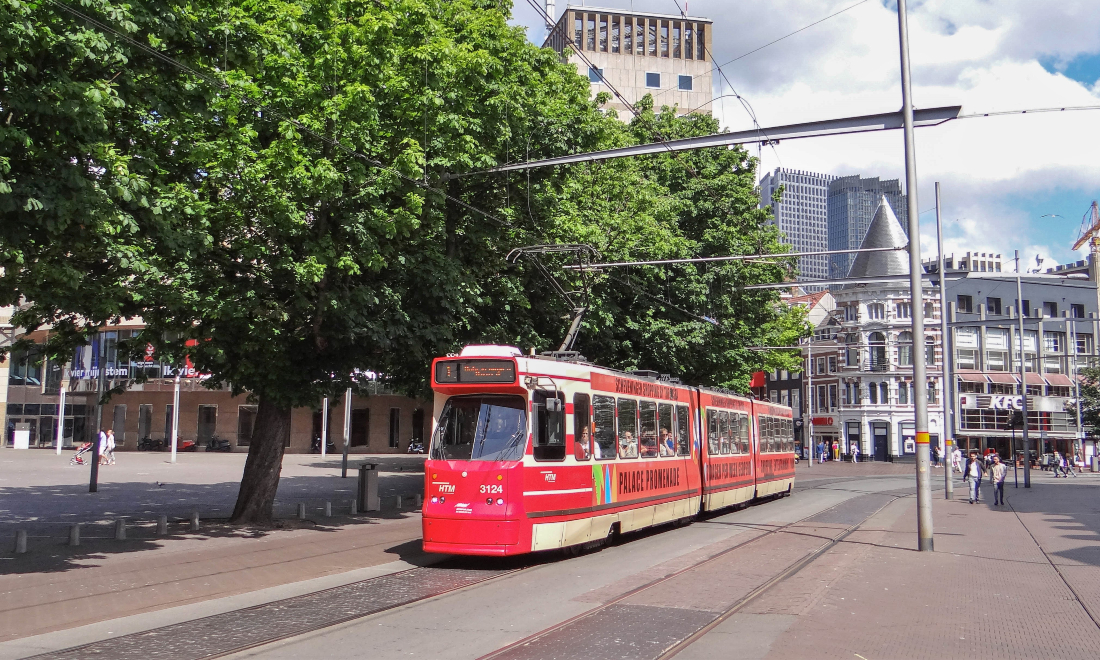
728, 415, 741, 455
707, 409, 720, 455
639, 401, 658, 457
617, 398, 639, 458
737, 413, 750, 454
593, 395, 617, 460
658, 403, 675, 456
718, 410, 731, 455
784, 419, 793, 452
760, 416, 770, 453
675, 405, 691, 456
574, 393, 592, 461
533, 390, 566, 461
768, 417, 777, 453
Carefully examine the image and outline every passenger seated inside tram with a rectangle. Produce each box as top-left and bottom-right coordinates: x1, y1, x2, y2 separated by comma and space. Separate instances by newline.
719, 434, 731, 455
576, 427, 592, 460
639, 432, 658, 457
659, 428, 675, 457
619, 431, 638, 458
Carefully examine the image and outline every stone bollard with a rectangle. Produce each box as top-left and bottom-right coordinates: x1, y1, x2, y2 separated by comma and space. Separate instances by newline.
190, 511, 200, 532
14, 530, 27, 554
297, 503, 306, 520
324, 501, 332, 518
349, 499, 358, 515
415, 494, 423, 508
69, 523, 81, 547
396, 495, 403, 509
157, 514, 168, 536
114, 519, 127, 541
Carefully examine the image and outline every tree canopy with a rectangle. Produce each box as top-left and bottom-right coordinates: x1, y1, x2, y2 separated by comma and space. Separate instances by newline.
1, 0, 807, 521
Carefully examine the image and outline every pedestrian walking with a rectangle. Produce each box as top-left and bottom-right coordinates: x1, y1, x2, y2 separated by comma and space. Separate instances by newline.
1052, 451, 1064, 478
990, 454, 1007, 505
851, 442, 859, 463
97, 428, 109, 466
817, 441, 825, 464
105, 429, 117, 465
965, 451, 984, 504
951, 447, 963, 474
931, 445, 940, 468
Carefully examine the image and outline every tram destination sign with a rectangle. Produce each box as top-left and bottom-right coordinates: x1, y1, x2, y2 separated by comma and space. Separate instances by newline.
435, 359, 516, 384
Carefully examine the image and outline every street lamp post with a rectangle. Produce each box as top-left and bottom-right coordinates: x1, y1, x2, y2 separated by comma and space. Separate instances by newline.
934, 182, 954, 500
806, 338, 814, 466
897, 0, 934, 551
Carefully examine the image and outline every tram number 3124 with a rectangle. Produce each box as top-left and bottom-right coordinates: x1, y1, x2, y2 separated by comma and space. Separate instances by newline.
479, 484, 504, 495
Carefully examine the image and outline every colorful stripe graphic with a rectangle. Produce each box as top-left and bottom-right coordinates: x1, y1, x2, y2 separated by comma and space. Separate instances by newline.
592, 464, 617, 505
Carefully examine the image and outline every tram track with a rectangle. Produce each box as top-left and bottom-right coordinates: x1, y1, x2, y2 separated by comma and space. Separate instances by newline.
477, 488, 911, 660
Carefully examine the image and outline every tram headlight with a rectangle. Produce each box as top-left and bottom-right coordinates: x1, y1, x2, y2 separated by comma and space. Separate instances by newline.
485, 497, 494, 505
431, 496, 439, 504
439, 496, 445, 503
496, 498, 504, 505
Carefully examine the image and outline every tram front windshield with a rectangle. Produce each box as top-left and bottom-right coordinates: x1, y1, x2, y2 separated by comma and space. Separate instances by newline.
431, 395, 528, 462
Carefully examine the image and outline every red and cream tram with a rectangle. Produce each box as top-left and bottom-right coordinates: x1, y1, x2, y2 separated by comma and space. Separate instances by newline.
422, 345, 796, 556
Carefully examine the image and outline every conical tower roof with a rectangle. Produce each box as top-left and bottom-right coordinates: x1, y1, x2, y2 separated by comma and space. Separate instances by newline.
846, 195, 910, 279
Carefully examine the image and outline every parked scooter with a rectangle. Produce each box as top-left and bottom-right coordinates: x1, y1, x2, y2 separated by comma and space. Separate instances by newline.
205, 435, 232, 452
137, 436, 165, 451
406, 439, 425, 454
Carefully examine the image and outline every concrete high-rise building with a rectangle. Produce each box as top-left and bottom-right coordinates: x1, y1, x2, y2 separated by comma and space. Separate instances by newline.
759, 168, 837, 282
543, 5, 714, 117
827, 176, 908, 279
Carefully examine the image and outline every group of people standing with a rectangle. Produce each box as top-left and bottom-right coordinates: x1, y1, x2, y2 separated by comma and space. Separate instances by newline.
815, 440, 858, 463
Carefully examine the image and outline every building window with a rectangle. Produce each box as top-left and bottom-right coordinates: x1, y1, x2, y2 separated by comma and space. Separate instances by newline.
986, 351, 1007, 371
611, 15, 619, 53
868, 332, 887, 370
816, 357, 826, 374
898, 380, 909, 405
845, 305, 858, 321
389, 408, 401, 448
895, 302, 911, 319
925, 336, 936, 366
586, 15, 596, 50
1044, 302, 1058, 318
1072, 303, 1085, 318
645, 72, 661, 88
678, 74, 692, 91
637, 17, 646, 55
1044, 332, 1064, 352
138, 404, 153, 442
575, 15, 583, 48
898, 330, 913, 366
925, 302, 935, 319
588, 67, 604, 83
696, 23, 705, 59
237, 405, 258, 446
623, 16, 632, 52
828, 356, 837, 372
987, 297, 1002, 315
868, 382, 878, 404
685, 23, 693, 59
599, 15, 608, 52
956, 295, 973, 313
648, 19, 657, 55
1020, 299, 1031, 317
868, 303, 885, 320
928, 382, 938, 404
956, 349, 977, 370
880, 382, 889, 404
350, 408, 369, 446
672, 21, 681, 58
197, 405, 217, 445
1077, 334, 1093, 354
829, 384, 837, 410
660, 20, 669, 57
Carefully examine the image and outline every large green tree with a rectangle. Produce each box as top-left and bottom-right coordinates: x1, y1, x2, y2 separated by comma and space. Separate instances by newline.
2, 0, 806, 523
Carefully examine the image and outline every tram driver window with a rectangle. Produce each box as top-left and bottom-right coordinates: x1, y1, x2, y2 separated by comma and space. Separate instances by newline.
573, 393, 592, 461
617, 398, 639, 458
675, 405, 691, 456
593, 395, 617, 460
658, 403, 675, 456
533, 391, 566, 461
639, 401, 658, 457
707, 410, 720, 455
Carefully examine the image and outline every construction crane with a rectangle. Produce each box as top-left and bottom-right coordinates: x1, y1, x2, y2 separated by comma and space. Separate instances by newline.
1071, 201, 1100, 251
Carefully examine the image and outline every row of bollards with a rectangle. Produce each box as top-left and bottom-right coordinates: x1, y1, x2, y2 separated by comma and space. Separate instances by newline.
13, 494, 425, 552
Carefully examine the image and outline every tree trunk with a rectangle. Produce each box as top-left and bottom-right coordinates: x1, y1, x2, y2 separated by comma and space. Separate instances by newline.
230, 396, 292, 524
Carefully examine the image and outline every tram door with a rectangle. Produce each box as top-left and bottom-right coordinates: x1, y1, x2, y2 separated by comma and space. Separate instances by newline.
873, 423, 888, 462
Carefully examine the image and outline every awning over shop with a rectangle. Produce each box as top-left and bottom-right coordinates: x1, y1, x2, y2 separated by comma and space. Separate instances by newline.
956, 371, 989, 383
1024, 372, 1046, 385
1044, 373, 1074, 387
986, 373, 1018, 384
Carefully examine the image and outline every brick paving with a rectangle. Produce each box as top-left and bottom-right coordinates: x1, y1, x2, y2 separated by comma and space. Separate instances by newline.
752, 476, 1100, 659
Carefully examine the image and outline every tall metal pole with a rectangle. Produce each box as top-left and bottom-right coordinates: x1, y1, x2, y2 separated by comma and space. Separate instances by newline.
1015, 251, 1031, 488
170, 372, 180, 462
1069, 318, 1083, 465
341, 387, 352, 478
806, 339, 814, 465
897, 0, 933, 551
90, 330, 105, 493
321, 396, 329, 458
934, 182, 953, 499
55, 367, 67, 456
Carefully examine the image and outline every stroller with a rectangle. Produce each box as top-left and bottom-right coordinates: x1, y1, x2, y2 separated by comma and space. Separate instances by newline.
70, 442, 93, 466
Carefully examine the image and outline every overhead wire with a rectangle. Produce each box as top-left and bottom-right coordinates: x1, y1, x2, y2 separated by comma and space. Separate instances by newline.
42, 0, 514, 229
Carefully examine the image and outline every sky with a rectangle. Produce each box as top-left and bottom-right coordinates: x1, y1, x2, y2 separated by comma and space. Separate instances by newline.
508, 0, 1100, 272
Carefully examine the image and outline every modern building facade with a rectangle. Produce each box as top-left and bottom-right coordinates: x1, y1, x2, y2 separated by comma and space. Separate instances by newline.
3, 322, 429, 453
759, 168, 837, 282
827, 175, 908, 279
543, 5, 714, 116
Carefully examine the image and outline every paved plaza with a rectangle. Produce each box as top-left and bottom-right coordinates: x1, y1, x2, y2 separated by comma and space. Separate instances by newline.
2, 455, 1100, 659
